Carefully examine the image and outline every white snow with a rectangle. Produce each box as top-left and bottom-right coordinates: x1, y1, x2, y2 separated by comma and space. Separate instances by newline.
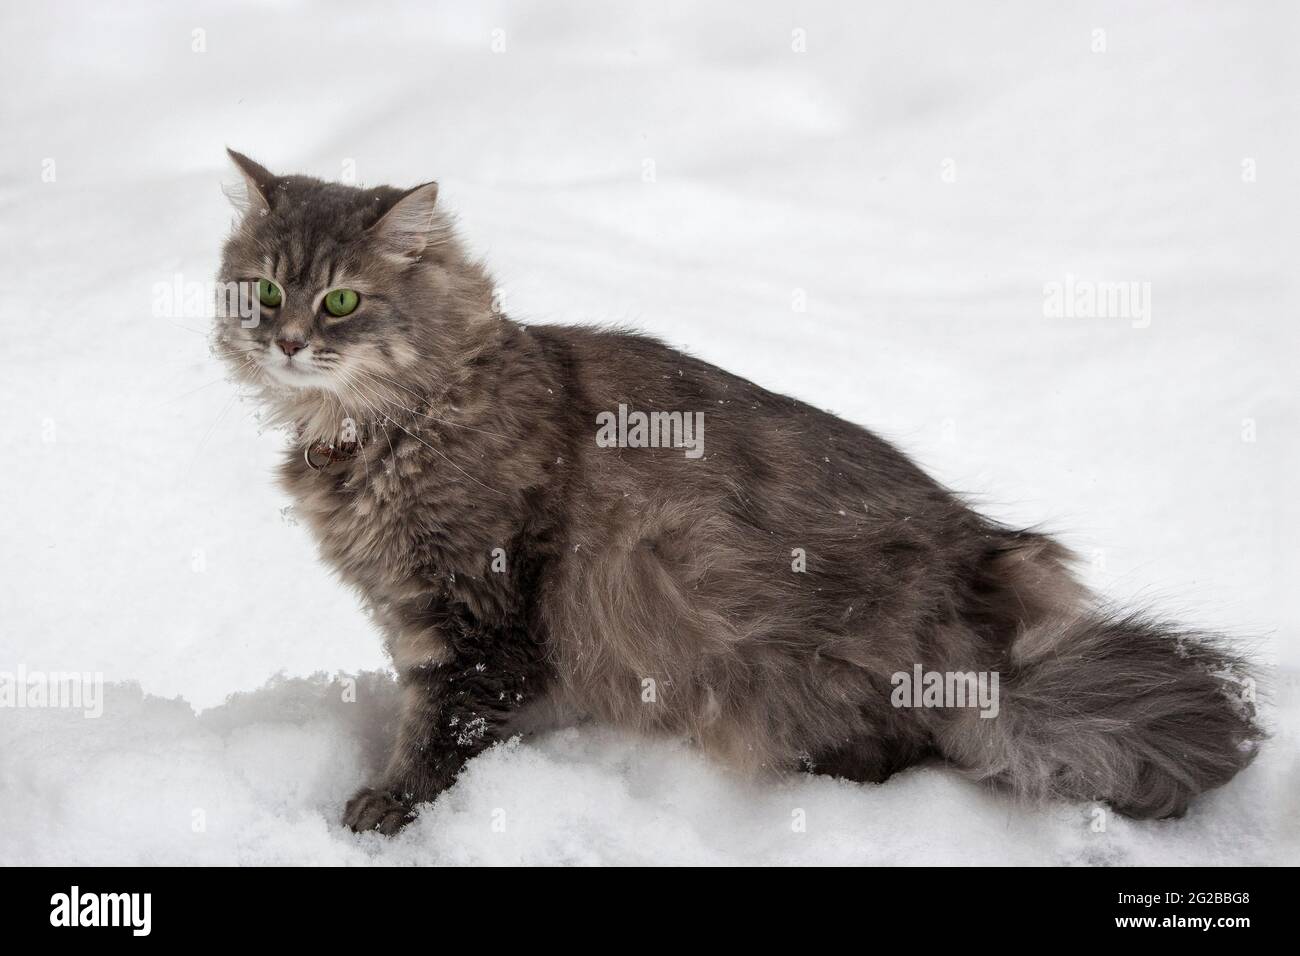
1, 0, 1296, 864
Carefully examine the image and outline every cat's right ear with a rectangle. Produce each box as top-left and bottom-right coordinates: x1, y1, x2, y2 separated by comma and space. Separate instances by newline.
223, 148, 275, 215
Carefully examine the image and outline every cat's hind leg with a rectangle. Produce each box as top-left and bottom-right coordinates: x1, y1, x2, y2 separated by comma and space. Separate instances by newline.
805, 728, 935, 784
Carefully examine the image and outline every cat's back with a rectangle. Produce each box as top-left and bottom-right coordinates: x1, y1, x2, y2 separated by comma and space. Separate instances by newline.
529, 322, 957, 519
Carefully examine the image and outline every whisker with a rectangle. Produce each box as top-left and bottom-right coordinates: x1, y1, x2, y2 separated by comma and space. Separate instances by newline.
184, 390, 241, 477
208, 346, 265, 359
337, 369, 506, 498
160, 319, 214, 337
337, 373, 400, 465
329, 379, 378, 486
348, 389, 398, 465
351, 367, 427, 402
350, 367, 511, 441
167, 360, 254, 403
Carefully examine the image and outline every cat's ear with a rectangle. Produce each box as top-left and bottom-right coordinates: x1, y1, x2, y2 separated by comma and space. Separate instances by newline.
223, 148, 276, 214
368, 182, 442, 260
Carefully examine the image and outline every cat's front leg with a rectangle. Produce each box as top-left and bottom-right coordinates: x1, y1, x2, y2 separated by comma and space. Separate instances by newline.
343, 634, 543, 834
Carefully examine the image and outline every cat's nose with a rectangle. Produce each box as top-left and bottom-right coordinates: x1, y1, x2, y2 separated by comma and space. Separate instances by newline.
276, 338, 307, 357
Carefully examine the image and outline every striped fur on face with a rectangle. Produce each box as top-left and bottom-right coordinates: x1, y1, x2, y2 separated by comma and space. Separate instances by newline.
215, 151, 493, 447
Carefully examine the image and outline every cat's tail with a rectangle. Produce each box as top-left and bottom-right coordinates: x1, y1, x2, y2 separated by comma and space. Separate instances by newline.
937, 611, 1263, 819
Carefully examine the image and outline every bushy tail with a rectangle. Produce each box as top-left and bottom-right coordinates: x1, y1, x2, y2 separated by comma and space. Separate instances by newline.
940, 612, 1263, 819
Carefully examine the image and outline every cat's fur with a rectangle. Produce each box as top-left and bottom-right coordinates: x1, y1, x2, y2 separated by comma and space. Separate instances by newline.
215, 151, 1261, 834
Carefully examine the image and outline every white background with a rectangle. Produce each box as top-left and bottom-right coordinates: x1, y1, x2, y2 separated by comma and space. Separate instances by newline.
1, 0, 1296, 864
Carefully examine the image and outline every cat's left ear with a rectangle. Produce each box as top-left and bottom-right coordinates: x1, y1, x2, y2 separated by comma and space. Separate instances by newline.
368, 182, 441, 260
224, 148, 276, 215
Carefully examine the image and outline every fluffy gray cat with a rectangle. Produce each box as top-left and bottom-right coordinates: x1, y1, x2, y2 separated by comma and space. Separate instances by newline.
215, 150, 1261, 835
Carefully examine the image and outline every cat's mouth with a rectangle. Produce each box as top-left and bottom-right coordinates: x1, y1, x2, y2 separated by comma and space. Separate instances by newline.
260, 354, 336, 390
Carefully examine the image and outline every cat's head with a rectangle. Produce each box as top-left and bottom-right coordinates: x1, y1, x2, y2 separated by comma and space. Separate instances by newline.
214, 150, 493, 424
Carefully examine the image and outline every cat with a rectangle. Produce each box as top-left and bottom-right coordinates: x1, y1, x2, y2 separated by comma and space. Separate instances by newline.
215, 150, 1261, 835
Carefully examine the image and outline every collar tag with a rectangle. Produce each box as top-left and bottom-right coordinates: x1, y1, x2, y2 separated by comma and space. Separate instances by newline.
304, 440, 361, 470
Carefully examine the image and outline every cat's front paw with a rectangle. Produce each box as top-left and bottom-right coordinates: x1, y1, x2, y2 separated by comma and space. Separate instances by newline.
343, 786, 417, 835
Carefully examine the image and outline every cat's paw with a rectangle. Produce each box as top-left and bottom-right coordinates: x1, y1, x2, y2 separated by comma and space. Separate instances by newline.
342, 787, 416, 835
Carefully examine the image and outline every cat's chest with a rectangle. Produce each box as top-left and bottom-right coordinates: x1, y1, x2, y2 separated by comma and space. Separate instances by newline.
281, 446, 487, 600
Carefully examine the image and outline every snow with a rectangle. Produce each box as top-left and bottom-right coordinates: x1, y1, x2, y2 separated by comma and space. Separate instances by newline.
1, 0, 1296, 864
3, 673, 1293, 865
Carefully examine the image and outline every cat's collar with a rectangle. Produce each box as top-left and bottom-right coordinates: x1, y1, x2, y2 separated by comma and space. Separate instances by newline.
304, 439, 362, 470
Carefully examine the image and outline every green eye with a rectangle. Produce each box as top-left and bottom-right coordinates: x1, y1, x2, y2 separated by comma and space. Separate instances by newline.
323, 288, 360, 317
257, 278, 282, 308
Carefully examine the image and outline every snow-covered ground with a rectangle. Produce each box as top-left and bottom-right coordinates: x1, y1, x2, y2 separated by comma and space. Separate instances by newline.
2, 0, 1296, 865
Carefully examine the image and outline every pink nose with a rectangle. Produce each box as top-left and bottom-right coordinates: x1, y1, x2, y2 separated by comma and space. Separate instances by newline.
276, 338, 306, 357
